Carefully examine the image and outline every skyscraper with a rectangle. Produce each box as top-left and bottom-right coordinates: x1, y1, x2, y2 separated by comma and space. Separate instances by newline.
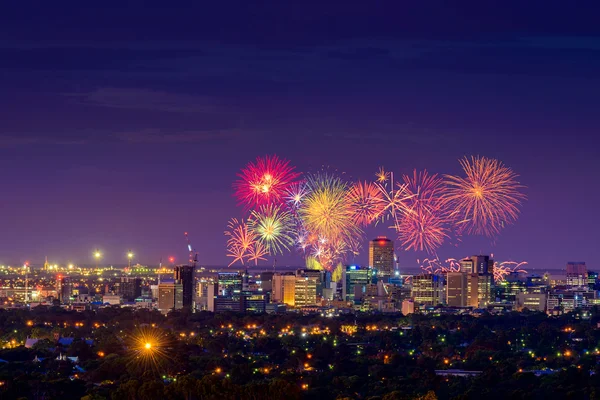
343, 265, 375, 302
294, 276, 317, 307
56, 276, 72, 304
369, 237, 394, 275
158, 280, 183, 314
446, 272, 468, 307
174, 265, 195, 308
119, 277, 142, 302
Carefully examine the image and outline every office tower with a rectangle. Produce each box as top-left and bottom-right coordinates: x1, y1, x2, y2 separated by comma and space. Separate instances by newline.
57, 277, 72, 304
588, 271, 598, 290
272, 273, 296, 306
343, 265, 375, 302
460, 258, 474, 273
157, 280, 183, 314
217, 272, 243, 297
515, 293, 547, 312
469, 255, 492, 274
411, 274, 444, 306
241, 291, 268, 313
446, 272, 468, 307
296, 268, 327, 297
119, 277, 142, 302
174, 265, 195, 308
466, 273, 492, 308
566, 262, 587, 288
259, 272, 275, 292
369, 237, 394, 275
294, 276, 317, 307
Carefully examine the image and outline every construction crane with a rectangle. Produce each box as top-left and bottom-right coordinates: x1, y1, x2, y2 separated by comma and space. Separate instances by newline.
184, 232, 198, 268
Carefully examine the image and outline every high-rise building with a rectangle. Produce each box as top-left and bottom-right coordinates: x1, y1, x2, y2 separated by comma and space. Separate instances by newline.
217, 272, 243, 297
566, 262, 587, 288
343, 265, 375, 302
411, 274, 444, 306
460, 258, 474, 274
272, 273, 296, 306
294, 276, 317, 307
174, 265, 195, 308
259, 272, 275, 292
369, 237, 394, 275
446, 272, 468, 307
119, 277, 142, 302
157, 280, 183, 314
57, 277, 73, 304
466, 273, 492, 308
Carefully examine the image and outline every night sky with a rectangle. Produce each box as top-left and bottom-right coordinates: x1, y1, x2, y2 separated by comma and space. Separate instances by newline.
1, 3, 598, 270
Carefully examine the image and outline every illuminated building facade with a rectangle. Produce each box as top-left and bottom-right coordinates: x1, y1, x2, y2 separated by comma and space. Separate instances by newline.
411, 274, 443, 306
342, 265, 375, 302
217, 272, 243, 297
566, 262, 587, 288
157, 280, 183, 314
272, 273, 296, 306
294, 276, 317, 307
369, 237, 394, 275
446, 272, 468, 307
466, 273, 492, 308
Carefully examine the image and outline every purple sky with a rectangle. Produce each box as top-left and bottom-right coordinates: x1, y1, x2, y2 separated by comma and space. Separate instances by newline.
0, 3, 599, 270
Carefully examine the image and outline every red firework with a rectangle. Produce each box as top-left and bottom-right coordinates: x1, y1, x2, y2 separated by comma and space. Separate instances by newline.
233, 155, 300, 210
397, 170, 450, 253
348, 181, 385, 227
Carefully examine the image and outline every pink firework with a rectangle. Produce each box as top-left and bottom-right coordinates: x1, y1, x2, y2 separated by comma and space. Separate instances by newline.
234, 155, 300, 210
348, 181, 385, 227
397, 170, 451, 253
419, 258, 461, 274
493, 261, 528, 282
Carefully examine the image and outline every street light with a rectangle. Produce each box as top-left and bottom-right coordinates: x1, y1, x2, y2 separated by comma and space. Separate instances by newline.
127, 250, 134, 269
94, 250, 102, 269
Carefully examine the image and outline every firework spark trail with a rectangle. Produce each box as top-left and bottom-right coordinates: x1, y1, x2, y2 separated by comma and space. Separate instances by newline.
348, 181, 385, 227
445, 156, 526, 237
248, 204, 294, 255
233, 155, 300, 210
285, 180, 309, 210
247, 240, 268, 265
297, 173, 362, 270
225, 218, 258, 266
397, 170, 451, 253
493, 261, 528, 282
419, 257, 461, 274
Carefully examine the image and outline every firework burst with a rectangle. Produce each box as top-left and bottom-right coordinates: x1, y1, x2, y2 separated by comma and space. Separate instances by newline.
348, 181, 385, 226
419, 258, 461, 274
248, 204, 294, 255
493, 261, 528, 282
233, 155, 300, 209
225, 218, 259, 266
445, 156, 526, 236
397, 170, 451, 253
298, 173, 362, 270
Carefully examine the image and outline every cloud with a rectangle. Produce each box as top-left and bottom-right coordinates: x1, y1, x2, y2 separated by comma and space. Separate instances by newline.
65, 87, 217, 113
114, 128, 240, 144
0, 135, 88, 148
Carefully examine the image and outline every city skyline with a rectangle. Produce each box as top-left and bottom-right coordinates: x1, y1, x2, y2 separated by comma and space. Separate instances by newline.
1, 3, 598, 269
